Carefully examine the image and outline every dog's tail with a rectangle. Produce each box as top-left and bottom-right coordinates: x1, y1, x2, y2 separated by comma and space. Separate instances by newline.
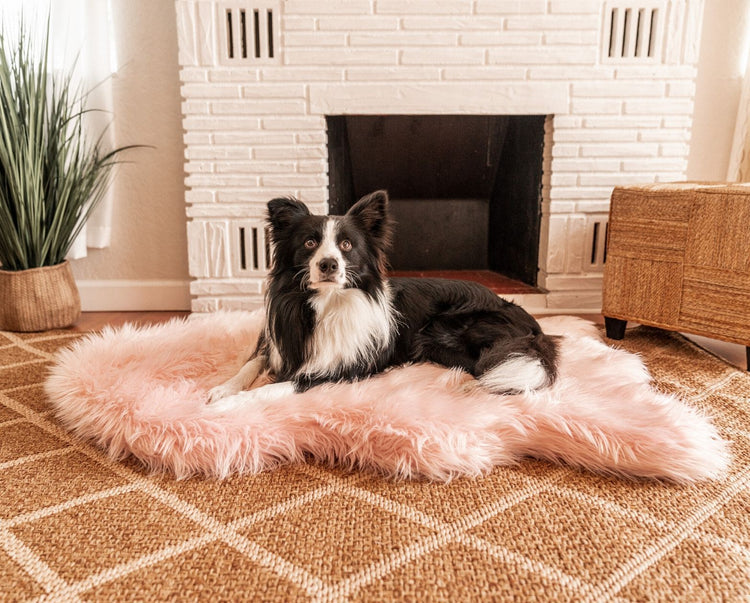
476, 332, 559, 395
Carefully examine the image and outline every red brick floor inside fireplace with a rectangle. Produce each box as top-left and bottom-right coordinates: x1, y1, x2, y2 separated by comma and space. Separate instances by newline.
388, 270, 543, 295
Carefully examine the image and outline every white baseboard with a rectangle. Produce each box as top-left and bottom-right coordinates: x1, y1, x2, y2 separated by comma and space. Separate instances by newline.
76, 280, 192, 311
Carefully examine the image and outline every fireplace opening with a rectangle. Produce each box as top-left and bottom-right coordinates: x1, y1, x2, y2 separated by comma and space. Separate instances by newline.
327, 115, 546, 287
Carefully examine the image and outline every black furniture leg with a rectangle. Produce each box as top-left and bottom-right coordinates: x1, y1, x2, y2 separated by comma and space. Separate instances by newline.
604, 317, 627, 340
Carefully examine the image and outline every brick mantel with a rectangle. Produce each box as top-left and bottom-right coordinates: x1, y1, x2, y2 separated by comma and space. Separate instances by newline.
176, 0, 705, 312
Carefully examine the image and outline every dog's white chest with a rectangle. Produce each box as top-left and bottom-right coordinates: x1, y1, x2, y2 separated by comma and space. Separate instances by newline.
300, 287, 394, 378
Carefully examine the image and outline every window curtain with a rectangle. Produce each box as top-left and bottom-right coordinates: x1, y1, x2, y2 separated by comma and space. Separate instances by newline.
728, 56, 750, 181
3, 0, 118, 258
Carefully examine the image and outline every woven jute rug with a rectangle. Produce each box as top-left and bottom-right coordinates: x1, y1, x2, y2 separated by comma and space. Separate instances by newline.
1, 325, 749, 601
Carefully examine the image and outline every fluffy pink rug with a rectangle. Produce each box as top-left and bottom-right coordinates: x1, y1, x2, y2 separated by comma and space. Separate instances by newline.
45, 311, 729, 482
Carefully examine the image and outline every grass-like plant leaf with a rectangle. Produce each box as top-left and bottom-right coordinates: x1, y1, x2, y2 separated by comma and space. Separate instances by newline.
0, 16, 136, 270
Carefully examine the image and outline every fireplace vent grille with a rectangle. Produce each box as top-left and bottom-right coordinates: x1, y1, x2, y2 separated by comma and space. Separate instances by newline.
602, 2, 665, 63
232, 221, 271, 275
586, 215, 609, 269
218, 2, 279, 65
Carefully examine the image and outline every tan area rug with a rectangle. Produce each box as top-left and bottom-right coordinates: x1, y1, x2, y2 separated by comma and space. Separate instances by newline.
1, 325, 749, 601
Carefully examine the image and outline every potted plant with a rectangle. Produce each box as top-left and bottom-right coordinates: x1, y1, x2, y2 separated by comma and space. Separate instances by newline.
0, 19, 134, 331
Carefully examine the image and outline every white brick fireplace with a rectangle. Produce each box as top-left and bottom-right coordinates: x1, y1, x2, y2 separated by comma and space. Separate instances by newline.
175, 0, 704, 312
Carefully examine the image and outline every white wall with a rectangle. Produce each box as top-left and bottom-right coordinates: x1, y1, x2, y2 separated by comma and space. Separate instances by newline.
688, 0, 750, 180
49, 1, 748, 311
69, 0, 191, 310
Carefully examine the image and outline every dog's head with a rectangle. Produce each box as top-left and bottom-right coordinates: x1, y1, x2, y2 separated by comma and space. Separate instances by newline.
266, 190, 392, 293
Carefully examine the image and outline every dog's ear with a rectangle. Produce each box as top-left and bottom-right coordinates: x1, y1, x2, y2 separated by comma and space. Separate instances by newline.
346, 190, 391, 243
267, 197, 310, 232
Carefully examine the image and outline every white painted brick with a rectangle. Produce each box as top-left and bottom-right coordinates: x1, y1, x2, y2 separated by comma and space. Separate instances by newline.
622, 158, 687, 172
284, 0, 373, 14
662, 116, 692, 128
285, 48, 397, 66
624, 99, 693, 115
351, 32, 458, 46
579, 173, 659, 186
376, 0, 473, 14
543, 31, 598, 45
183, 116, 261, 131
506, 15, 598, 30
187, 220, 231, 278
261, 117, 326, 131
654, 173, 688, 183
210, 100, 307, 115
549, 187, 613, 201
296, 132, 327, 144
571, 81, 665, 97
579, 143, 659, 157
216, 161, 297, 174
550, 173, 578, 186
284, 32, 347, 47
261, 174, 327, 188
208, 70, 260, 83
459, 31, 541, 45
574, 201, 611, 213
400, 48, 485, 65
347, 67, 442, 81
549, 0, 600, 13
184, 161, 214, 174
529, 67, 614, 80
317, 16, 399, 30
190, 279, 264, 296
545, 216, 569, 273
441, 66, 526, 80
241, 84, 306, 98
639, 130, 690, 142
570, 99, 622, 115
281, 15, 315, 30
550, 144, 580, 158
186, 174, 260, 188
583, 116, 662, 129
181, 84, 241, 98
489, 47, 596, 65
185, 190, 215, 204
297, 159, 328, 173
475, 0, 546, 14
401, 16, 502, 29
552, 116, 583, 128
261, 67, 345, 82
183, 132, 212, 145
253, 146, 326, 160
185, 146, 250, 160
659, 143, 691, 156
553, 158, 621, 172
213, 131, 293, 145
547, 201, 576, 213
179, 68, 209, 83
555, 129, 638, 143
216, 191, 301, 204
615, 66, 696, 80
182, 100, 209, 114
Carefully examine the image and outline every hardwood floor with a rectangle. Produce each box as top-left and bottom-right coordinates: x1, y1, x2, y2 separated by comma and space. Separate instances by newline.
68, 312, 190, 332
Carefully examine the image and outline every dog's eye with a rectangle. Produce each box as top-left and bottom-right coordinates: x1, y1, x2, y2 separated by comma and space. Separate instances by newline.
339, 239, 352, 252
304, 239, 317, 249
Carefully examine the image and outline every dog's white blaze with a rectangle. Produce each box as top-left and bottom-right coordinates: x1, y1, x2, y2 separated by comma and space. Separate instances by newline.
479, 354, 549, 393
301, 285, 395, 378
309, 218, 345, 287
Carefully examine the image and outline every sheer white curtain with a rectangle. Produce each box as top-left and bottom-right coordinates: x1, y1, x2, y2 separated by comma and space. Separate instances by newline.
728, 56, 750, 181
3, 0, 119, 258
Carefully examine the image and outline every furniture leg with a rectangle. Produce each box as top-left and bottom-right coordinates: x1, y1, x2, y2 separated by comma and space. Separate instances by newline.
604, 317, 627, 340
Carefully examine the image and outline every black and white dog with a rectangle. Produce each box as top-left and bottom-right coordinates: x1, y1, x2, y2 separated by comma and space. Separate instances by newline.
207, 190, 558, 409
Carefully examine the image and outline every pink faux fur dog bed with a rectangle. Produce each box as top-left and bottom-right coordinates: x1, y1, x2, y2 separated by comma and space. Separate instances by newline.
46, 311, 729, 482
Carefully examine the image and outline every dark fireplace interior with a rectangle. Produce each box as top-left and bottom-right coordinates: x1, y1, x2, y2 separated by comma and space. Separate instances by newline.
327, 114, 545, 287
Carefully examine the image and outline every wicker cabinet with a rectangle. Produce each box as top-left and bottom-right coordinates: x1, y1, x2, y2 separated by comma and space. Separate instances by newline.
602, 183, 750, 368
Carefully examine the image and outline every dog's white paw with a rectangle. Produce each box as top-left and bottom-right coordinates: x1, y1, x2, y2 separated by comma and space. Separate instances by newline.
206, 381, 242, 405
204, 392, 247, 414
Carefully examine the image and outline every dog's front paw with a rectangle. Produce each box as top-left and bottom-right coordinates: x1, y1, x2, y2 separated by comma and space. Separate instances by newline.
206, 381, 242, 405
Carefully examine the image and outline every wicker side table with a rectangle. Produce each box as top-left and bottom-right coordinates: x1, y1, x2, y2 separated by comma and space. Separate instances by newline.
601, 183, 750, 370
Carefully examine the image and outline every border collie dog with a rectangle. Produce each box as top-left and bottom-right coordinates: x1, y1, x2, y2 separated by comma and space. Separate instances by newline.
207, 190, 558, 408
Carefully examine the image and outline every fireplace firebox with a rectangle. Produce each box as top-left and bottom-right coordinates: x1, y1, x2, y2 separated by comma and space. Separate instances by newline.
327, 115, 545, 286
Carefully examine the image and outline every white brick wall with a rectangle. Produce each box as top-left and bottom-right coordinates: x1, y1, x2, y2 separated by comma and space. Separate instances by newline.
176, 0, 705, 312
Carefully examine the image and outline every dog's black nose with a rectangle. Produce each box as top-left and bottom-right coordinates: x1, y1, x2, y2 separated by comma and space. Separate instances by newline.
318, 257, 338, 275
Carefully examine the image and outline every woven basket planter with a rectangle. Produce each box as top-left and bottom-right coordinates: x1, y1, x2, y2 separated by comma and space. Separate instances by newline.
0, 261, 81, 332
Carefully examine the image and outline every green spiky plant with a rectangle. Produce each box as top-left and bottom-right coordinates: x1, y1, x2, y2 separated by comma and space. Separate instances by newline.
0, 17, 134, 271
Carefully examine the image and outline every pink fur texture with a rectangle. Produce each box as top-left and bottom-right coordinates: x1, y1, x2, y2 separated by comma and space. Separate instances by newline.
45, 311, 729, 482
